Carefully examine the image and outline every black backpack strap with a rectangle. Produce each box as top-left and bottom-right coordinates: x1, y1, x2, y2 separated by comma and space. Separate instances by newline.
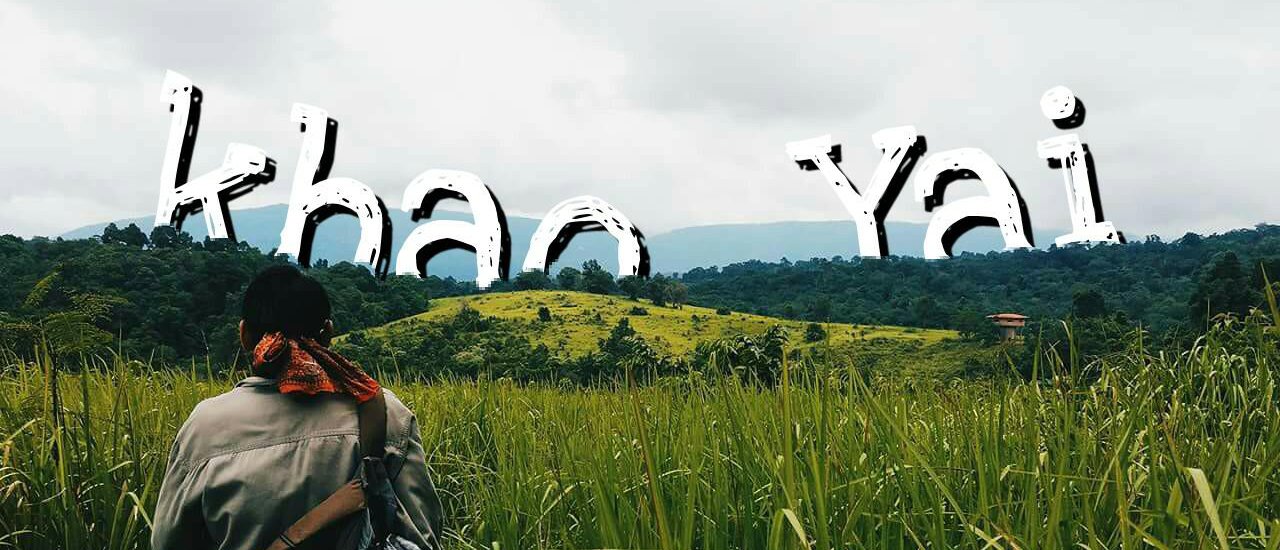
357, 388, 388, 459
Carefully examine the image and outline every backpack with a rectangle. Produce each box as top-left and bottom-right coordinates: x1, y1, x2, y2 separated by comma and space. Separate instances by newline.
266, 389, 426, 550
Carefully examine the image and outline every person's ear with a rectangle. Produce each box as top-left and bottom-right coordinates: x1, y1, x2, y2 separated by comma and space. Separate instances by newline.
239, 320, 255, 353
318, 319, 335, 346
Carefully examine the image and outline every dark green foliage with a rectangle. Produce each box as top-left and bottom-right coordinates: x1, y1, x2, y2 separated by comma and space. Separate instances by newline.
682, 224, 1280, 336
644, 274, 688, 308
628, 306, 649, 316
580, 260, 616, 295
806, 296, 832, 322
514, 270, 552, 291
338, 305, 562, 382
952, 307, 998, 344
537, 306, 553, 322
804, 322, 827, 343
1188, 250, 1256, 329
555, 267, 582, 291
100, 222, 149, 248
910, 295, 942, 327
667, 280, 688, 308
1018, 313, 1138, 381
646, 274, 670, 307
617, 275, 645, 300
148, 225, 194, 249
8, 223, 1280, 383
1071, 286, 1109, 319
0, 232, 473, 364
690, 325, 788, 385
340, 312, 678, 385
575, 318, 670, 384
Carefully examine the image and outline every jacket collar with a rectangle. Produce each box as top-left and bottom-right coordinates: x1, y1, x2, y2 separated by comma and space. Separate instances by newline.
235, 376, 278, 388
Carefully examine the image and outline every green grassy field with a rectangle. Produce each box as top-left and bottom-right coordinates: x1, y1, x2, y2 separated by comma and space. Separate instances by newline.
2, 307, 1278, 549
361, 290, 955, 358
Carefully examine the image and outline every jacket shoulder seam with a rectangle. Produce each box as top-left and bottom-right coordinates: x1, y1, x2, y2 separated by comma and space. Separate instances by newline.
185, 428, 360, 467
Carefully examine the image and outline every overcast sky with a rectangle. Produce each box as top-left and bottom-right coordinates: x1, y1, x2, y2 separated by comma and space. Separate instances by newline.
1, 0, 1276, 241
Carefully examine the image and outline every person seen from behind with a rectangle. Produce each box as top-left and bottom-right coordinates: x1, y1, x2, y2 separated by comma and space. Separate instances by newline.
152, 265, 443, 549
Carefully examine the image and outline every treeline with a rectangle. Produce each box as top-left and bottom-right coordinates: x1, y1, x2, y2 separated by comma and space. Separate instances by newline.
679, 225, 1280, 336
500, 261, 690, 307
0, 224, 473, 363
5, 222, 1280, 369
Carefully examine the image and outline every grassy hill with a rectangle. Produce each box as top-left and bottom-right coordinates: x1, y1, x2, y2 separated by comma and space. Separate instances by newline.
361, 290, 955, 358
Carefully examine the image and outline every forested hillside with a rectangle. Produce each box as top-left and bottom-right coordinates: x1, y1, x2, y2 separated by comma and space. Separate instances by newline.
4, 223, 1279, 368
681, 224, 1280, 335
0, 225, 472, 363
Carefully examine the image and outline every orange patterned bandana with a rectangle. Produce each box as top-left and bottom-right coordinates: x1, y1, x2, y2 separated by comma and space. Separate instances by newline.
251, 332, 380, 403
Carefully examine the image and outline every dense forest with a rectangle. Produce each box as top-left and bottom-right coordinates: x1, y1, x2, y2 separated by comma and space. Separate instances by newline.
2, 222, 1278, 371
681, 224, 1280, 336
0, 224, 473, 364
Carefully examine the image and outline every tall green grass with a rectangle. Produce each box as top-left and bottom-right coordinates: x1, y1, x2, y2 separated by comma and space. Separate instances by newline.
1, 310, 1278, 549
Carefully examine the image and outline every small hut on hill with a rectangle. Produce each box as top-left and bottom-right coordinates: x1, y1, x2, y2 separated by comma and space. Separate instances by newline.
986, 313, 1028, 342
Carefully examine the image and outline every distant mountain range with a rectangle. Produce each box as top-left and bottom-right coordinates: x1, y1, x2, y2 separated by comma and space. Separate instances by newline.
62, 204, 1059, 279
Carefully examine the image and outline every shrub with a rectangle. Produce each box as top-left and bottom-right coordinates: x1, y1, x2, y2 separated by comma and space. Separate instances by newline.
716, 307, 731, 315
804, 322, 827, 342
514, 270, 552, 291
537, 306, 553, 322
629, 306, 649, 316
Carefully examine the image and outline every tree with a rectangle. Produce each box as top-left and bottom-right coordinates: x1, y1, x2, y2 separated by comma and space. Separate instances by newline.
580, 260, 616, 295
100, 222, 121, 243
807, 297, 833, 322
514, 270, 552, 291
1071, 287, 1108, 319
667, 280, 689, 309
1188, 251, 1255, 328
911, 296, 940, 327
537, 306, 553, 322
645, 274, 671, 307
150, 226, 193, 249
556, 267, 582, 291
102, 223, 148, 248
953, 308, 997, 344
618, 275, 646, 300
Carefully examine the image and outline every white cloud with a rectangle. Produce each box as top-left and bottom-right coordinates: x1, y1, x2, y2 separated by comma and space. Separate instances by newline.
0, 0, 1276, 242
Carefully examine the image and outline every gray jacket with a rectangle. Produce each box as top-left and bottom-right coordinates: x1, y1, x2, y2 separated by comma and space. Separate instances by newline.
152, 377, 443, 550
